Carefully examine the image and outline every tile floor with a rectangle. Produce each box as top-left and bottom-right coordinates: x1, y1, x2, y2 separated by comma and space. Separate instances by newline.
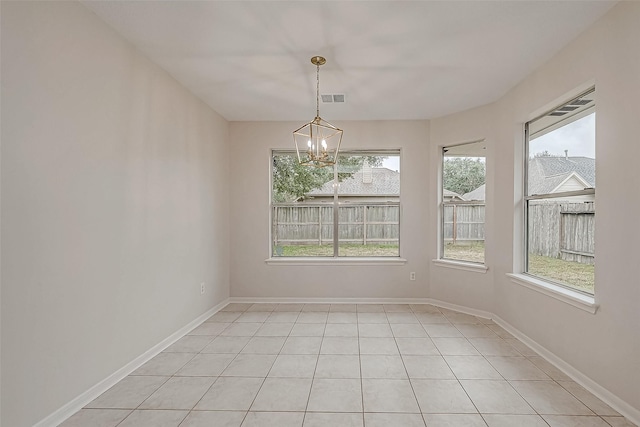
61, 303, 636, 427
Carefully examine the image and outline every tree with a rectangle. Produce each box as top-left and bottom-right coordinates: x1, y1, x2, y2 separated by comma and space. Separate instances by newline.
443, 157, 485, 196
272, 154, 386, 202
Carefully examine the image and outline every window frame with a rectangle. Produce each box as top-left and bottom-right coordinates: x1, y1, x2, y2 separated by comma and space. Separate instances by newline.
523, 87, 596, 296
439, 140, 487, 266
269, 148, 402, 260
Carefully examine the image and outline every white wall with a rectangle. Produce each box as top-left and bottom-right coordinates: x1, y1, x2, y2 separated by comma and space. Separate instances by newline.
229, 120, 430, 299
431, 1, 640, 417
0, 2, 230, 426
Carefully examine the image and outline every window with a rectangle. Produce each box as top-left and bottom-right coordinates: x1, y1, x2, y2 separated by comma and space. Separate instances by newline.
441, 140, 486, 264
271, 150, 400, 258
525, 88, 595, 295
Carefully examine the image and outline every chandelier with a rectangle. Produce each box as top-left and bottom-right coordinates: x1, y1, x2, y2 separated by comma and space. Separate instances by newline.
293, 56, 343, 167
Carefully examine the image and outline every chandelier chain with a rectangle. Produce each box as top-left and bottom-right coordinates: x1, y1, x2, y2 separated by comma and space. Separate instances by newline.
316, 62, 320, 118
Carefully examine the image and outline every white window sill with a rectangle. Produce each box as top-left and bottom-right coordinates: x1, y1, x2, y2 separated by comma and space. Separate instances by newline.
432, 259, 488, 273
265, 257, 407, 266
507, 273, 598, 314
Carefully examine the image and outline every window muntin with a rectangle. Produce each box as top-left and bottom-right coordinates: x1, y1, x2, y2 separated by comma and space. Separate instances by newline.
525, 88, 595, 295
441, 140, 486, 264
271, 150, 400, 258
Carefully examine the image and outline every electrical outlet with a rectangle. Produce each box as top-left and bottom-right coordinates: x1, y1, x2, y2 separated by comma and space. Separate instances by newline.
410, 272, 416, 281
200, 282, 205, 294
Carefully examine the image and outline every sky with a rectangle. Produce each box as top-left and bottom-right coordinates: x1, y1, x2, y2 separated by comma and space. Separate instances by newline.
530, 112, 595, 158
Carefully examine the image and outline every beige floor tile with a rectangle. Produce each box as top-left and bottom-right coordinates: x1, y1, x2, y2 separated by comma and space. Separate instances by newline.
359, 337, 399, 355
255, 322, 294, 337
274, 303, 304, 312
391, 323, 428, 338
303, 412, 363, 427
443, 312, 482, 324
415, 313, 450, 324
139, 376, 215, 410
510, 380, 593, 415
281, 336, 323, 354
221, 303, 252, 312
320, 337, 360, 355
486, 356, 550, 380
386, 312, 419, 324
504, 339, 538, 357
384, 304, 412, 312
365, 413, 426, 427
194, 376, 263, 410
358, 323, 393, 338
315, 355, 361, 379
527, 356, 572, 381
220, 323, 262, 337
307, 379, 363, 412
542, 415, 611, 426
327, 312, 358, 323
411, 379, 477, 413
251, 378, 312, 411
402, 355, 455, 379
456, 324, 497, 338
423, 323, 464, 338
201, 336, 250, 354
356, 304, 385, 313
486, 324, 514, 339
423, 414, 487, 426
86, 375, 168, 409
188, 322, 230, 335
445, 355, 503, 380
330, 304, 357, 312
324, 323, 358, 337
362, 379, 420, 413
59, 409, 131, 427
290, 323, 326, 337
396, 337, 439, 355
266, 311, 300, 322
132, 352, 195, 376
361, 355, 407, 379
483, 414, 548, 427
242, 411, 305, 427
240, 336, 286, 354
236, 312, 270, 323
175, 353, 235, 376
268, 354, 318, 378
357, 313, 389, 323
432, 337, 480, 355
180, 410, 245, 427
117, 409, 188, 427
469, 338, 522, 356
558, 381, 620, 416
410, 304, 442, 313
246, 303, 278, 312
164, 335, 214, 353
460, 379, 535, 414
297, 312, 329, 323
207, 312, 242, 322
602, 416, 638, 426
302, 304, 331, 312
221, 354, 277, 377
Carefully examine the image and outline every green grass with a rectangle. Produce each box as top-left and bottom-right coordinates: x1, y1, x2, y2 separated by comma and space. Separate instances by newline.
444, 242, 594, 294
274, 244, 399, 257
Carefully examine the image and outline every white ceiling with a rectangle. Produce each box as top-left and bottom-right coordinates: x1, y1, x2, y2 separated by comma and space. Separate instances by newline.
82, 1, 615, 122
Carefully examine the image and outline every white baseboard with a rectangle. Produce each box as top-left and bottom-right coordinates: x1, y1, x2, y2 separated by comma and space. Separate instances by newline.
228, 296, 433, 304
34, 298, 229, 427
493, 315, 640, 426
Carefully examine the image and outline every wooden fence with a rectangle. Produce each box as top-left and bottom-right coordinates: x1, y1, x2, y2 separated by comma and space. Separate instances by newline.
528, 201, 595, 264
273, 203, 399, 246
443, 203, 485, 243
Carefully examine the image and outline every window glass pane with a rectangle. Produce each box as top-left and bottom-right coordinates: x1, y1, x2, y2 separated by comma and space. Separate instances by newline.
525, 88, 595, 295
527, 197, 595, 294
271, 151, 334, 257
442, 141, 486, 263
335, 152, 400, 257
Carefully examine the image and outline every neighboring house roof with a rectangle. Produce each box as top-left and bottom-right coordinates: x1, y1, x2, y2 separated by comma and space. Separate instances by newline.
308, 167, 400, 196
463, 184, 485, 201
528, 156, 595, 195
444, 189, 465, 201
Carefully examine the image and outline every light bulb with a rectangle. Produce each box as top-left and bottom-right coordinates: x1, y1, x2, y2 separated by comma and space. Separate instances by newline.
307, 140, 312, 148
321, 139, 327, 150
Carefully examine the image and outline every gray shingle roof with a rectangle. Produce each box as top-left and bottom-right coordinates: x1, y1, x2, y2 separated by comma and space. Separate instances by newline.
528, 156, 595, 195
308, 168, 400, 196
463, 184, 485, 201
